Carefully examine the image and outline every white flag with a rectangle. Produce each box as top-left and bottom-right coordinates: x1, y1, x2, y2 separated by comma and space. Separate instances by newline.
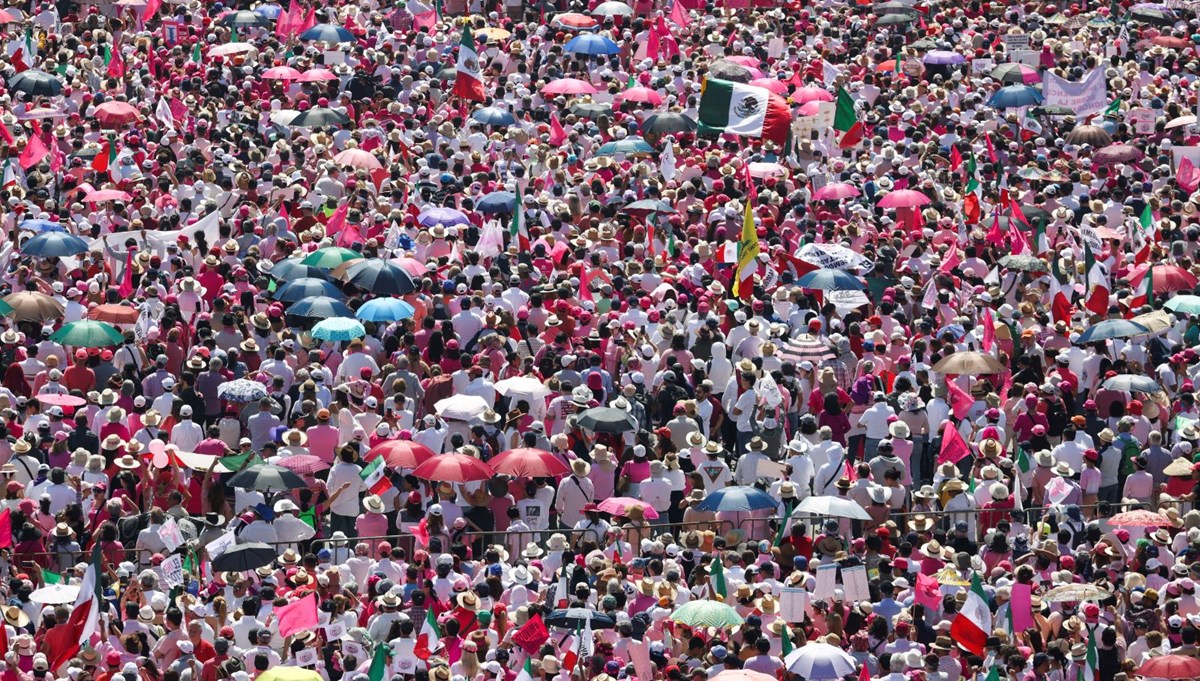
660, 142, 677, 182
155, 97, 176, 133
822, 60, 841, 86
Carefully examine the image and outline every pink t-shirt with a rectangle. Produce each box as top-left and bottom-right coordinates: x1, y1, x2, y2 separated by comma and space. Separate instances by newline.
1080, 467, 1102, 495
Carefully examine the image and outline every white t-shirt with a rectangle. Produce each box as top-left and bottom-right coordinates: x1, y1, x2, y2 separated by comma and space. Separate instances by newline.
734, 389, 757, 432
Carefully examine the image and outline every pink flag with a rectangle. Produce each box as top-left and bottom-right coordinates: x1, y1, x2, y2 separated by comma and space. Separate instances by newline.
646, 26, 661, 60
669, 0, 690, 26
945, 378, 973, 419
1181, 156, 1200, 193
859, 662, 870, 681
118, 250, 135, 299
0, 120, 13, 145
1008, 220, 1029, 254
937, 419, 970, 464
629, 638, 655, 681
549, 113, 567, 146
18, 136, 49, 170
275, 4, 293, 38
142, 0, 162, 23
981, 307, 995, 353
324, 203, 349, 236
914, 573, 941, 609
413, 8, 437, 29
985, 212, 1004, 245
984, 133, 997, 163
1010, 582, 1035, 632
336, 223, 362, 249
276, 594, 319, 638
297, 5, 317, 34
938, 244, 960, 273
107, 46, 126, 79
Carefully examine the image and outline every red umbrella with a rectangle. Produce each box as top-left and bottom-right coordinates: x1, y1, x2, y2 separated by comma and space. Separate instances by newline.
542, 78, 598, 96
1136, 655, 1200, 679
1128, 264, 1198, 294
1152, 35, 1191, 49
794, 86, 835, 104
1109, 510, 1173, 527
490, 448, 571, 478
552, 12, 598, 28
367, 439, 435, 469
263, 66, 303, 80
298, 68, 339, 82
723, 55, 761, 68
749, 78, 789, 96
878, 189, 931, 208
88, 304, 139, 324
391, 257, 427, 277
275, 454, 330, 475
813, 183, 861, 201
412, 453, 493, 482
93, 101, 139, 127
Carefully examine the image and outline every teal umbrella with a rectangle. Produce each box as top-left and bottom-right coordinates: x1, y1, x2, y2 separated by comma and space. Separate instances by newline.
669, 600, 744, 628
595, 137, 655, 156
1165, 294, 1200, 315
312, 317, 366, 342
50, 320, 123, 348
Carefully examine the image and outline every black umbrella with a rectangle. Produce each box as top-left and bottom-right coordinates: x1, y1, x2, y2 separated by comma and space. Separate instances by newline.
289, 107, 351, 127
265, 258, 331, 282
1031, 104, 1076, 116
1128, 7, 1175, 25
9, 70, 63, 97
211, 542, 278, 572
227, 464, 308, 491
641, 112, 697, 135
708, 60, 754, 82
1004, 204, 1050, 225
997, 255, 1049, 273
568, 102, 613, 119
575, 407, 638, 434
219, 10, 271, 27
345, 258, 416, 295
545, 608, 617, 629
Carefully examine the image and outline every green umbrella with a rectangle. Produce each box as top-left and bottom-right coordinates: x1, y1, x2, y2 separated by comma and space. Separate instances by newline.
669, 600, 744, 628
300, 246, 361, 269
50, 320, 123, 348
1165, 294, 1200, 315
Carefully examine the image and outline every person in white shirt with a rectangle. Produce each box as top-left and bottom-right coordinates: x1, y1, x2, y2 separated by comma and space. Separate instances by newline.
697, 443, 732, 493
325, 449, 365, 536
555, 459, 595, 529
857, 392, 896, 462
640, 460, 673, 519
170, 406, 203, 452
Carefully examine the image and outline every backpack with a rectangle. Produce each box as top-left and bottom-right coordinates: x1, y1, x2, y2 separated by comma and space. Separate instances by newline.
1120, 437, 1141, 479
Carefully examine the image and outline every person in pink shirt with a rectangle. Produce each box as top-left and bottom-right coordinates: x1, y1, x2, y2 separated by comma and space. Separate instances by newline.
356, 495, 390, 550
305, 408, 341, 464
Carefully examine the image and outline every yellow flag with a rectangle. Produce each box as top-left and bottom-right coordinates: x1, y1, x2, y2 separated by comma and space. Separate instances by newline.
732, 200, 759, 298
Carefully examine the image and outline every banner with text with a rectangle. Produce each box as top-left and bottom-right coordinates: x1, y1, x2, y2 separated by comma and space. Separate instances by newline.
1044, 68, 1107, 117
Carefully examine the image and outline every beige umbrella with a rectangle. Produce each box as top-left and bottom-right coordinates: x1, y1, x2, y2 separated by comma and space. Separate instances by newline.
3, 291, 64, 323
330, 257, 366, 280
1166, 115, 1197, 130
1131, 309, 1173, 333
931, 351, 1007, 374
1064, 124, 1112, 146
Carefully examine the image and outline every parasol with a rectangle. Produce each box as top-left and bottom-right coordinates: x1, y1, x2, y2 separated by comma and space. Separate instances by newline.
931, 351, 1007, 374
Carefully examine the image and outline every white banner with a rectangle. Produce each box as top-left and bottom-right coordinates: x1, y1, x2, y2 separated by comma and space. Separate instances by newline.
207, 531, 237, 558
798, 243, 875, 272
161, 553, 184, 587
1044, 68, 1108, 117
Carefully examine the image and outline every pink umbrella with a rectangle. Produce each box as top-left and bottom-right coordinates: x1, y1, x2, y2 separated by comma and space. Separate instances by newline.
813, 183, 861, 201
332, 148, 382, 170
208, 42, 257, 57
747, 162, 788, 180
391, 257, 428, 277
878, 189, 931, 208
796, 101, 823, 117
275, 454, 330, 475
598, 497, 660, 519
84, 189, 133, 202
749, 78, 789, 95
93, 101, 140, 127
617, 86, 663, 105
263, 66, 303, 80
724, 55, 761, 68
0, 9, 17, 20
794, 86, 835, 104
34, 394, 86, 408
542, 78, 598, 96
298, 68, 339, 82
552, 12, 598, 28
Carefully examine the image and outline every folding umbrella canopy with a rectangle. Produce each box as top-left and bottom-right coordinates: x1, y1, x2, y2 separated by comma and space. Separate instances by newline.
217, 379, 269, 403
93, 101, 140, 127
783, 643, 858, 679
564, 34, 621, 55
551, 12, 599, 28
434, 395, 490, 420
257, 669, 323, 681
89, 304, 139, 324
544, 608, 616, 629
311, 317, 366, 342
877, 189, 931, 208
9, 70, 62, 97
470, 106, 517, 127
272, 277, 344, 302
20, 232, 89, 257
1093, 143, 1145, 164
220, 10, 270, 26
345, 259, 416, 295
301, 247, 361, 268
576, 407, 638, 433
366, 440, 435, 469
412, 453, 493, 482
494, 376, 553, 399
694, 486, 778, 512
267, 258, 330, 281
332, 149, 382, 170
1102, 374, 1160, 393
289, 107, 351, 127
591, 1, 634, 15
931, 351, 1007, 374
262, 66, 303, 80
987, 84, 1043, 108
1109, 510, 1174, 526
476, 191, 518, 214
418, 207, 471, 227
990, 63, 1041, 84
542, 78, 598, 95
275, 455, 330, 476
641, 112, 697, 135
3, 292, 64, 323
287, 296, 354, 319
794, 86, 834, 103
616, 87, 663, 105
795, 269, 865, 291
596, 137, 655, 156
298, 68, 339, 82
1073, 319, 1150, 343
1165, 294, 1200, 314
227, 464, 308, 491
210, 542, 278, 572
489, 448, 571, 477
812, 183, 860, 201
299, 23, 355, 43
50, 321, 123, 348
355, 298, 415, 322
793, 495, 872, 520
1128, 263, 1198, 294
597, 497, 659, 519
670, 600, 744, 628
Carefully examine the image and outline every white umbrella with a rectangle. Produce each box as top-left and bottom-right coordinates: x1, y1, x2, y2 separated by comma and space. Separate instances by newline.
269, 109, 301, 126
434, 395, 490, 421
783, 643, 858, 679
30, 583, 80, 604
792, 495, 872, 521
494, 376, 552, 399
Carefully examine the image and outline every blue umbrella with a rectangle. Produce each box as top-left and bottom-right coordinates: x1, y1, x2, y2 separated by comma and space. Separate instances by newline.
267, 258, 330, 282
1073, 319, 1150, 344
254, 4, 283, 18
471, 106, 516, 127
477, 191, 518, 214
796, 269, 865, 291
21, 232, 89, 257
987, 85, 1043, 109
595, 137, 655, 156
299, 23, 354, 43
694, 486, 778, 512
564, 34, 620, 55
216, 379, 269, 403
356, 298, 416, 322
287, 296, 354, 319
272, 277, 344, 302
312, 317, 367, 342
19, 219, 66, 233
418, 207, 471, 227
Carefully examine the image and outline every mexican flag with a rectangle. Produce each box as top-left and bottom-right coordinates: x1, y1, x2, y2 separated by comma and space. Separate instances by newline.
1130, 204, 1155, 265
1078, 627, 1097, 681
962, 154, 982, 225
515, 657, 534, 681
950, 573, 993, 657
732, 199, 758, 300
1034, 219, 1049, 256
833, 87, 864, 148
1083, 243, 1110, 316
710, 554, 727, 599
47, 545, 103, 672
1046, 263, 1073, 325
451, 25, 485, 101
40, 566, 62, 584
414, 607, 441, 659
360, 456, 392, 495
367, 642, 391, 681
510, 185, 530, 251
91, 140, 116, 176
1131, 264, 1155, 309
697, 79, 790, 144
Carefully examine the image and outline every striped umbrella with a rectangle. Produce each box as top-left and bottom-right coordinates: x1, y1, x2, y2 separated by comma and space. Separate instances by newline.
669, 600, 744, 628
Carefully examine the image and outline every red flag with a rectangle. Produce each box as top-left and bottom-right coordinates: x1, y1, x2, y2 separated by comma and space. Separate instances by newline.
413, 8, 437, 29
939, 244, 960, 273
275, 4, 293, 38
297, 5, 317, 33
646, 26, 660, 59
579, 266, 594, 302
914, 573, 941, 609
963, 191, 981, 225
949, 145, 963, 171
324, 203, 349, 236
142, 0, 163, 23
1008, 220, 1029, 254
0, 120, 13, 145
0, 508, 11, 549
984, 133, 997, 163
669, 0, 690, 26
1009, 196, 1031, 226
945, 379, 973, 420
985, 211, 1004, 245
859, 663, 871, 681
276, 594, 319, 638
937, 419, 970, 464
107, 46, 126, 79
336, 223, 363, 249
549, 113, 567, 146
1181, 156, 1200, 193
981, 307, 995, 353
19, 135, 50, 170
512, 613, 551, 655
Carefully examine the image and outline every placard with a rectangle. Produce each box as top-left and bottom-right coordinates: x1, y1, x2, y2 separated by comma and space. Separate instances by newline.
814, 563, 838, 600
972, 58, 995, 74
325, 622, 347, 640
1128, 107, 1156, 135
323, 50, 347, 65
160, 518, 183, 552
1003, 34, 1031, 51
342, 641, 366, 663
1007, 50, 1041, 67
780, 587, 809, 622
161, 553, 184, 587
295, 648, 319, 667
767, 38, 785, 59
207, 531, 237, 559
829, 290, 870, 314
841, 565, 870, 603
